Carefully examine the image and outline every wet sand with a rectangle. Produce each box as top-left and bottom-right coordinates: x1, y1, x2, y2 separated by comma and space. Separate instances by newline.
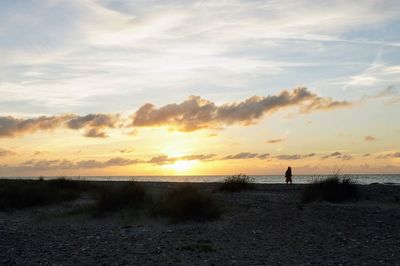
1, 183, 399, 265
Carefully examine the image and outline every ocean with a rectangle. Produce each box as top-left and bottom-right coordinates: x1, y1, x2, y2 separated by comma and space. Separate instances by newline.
8, 174, 400, 185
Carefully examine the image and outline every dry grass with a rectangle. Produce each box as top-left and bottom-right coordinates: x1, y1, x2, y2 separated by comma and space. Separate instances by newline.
158, 185, 221, 222
219, 174, 255, 192
301, 175, 359, 203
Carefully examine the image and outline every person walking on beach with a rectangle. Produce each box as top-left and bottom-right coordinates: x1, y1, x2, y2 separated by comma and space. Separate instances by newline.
285, 166, 292, 184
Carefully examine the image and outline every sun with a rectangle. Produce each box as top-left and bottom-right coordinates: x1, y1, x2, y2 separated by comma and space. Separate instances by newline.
170, 160, 196, 172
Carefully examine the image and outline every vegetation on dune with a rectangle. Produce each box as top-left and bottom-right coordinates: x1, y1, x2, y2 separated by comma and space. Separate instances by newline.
301, 175, 359, 203
219, 174, 255, 192
158, 185, 221, 222
1, 179, 222, 223
0, 178, 82, 211
94, 182, 149, 214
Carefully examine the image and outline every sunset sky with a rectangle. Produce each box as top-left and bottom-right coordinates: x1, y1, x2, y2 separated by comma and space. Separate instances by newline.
1, 0, 399, 176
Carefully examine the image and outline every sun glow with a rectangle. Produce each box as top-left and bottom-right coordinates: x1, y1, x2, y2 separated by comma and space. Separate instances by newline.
169, 160, 197, 172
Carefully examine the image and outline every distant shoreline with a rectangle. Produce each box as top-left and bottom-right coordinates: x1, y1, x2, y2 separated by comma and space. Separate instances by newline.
1, 174, 400, 185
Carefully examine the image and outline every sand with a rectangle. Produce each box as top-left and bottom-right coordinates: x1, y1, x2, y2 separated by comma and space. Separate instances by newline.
0, 183, 399, 265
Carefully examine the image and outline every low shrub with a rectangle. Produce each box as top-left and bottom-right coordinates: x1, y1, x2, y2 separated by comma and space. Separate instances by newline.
95, 182, 149, 214
159, 185, 221, 222
301, 176, 359, 203
219, 174, 255, 192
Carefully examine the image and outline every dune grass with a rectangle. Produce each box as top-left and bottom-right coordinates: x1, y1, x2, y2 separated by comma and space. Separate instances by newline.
219, 174, 255, 192
1, 179, 222, 222
0, 178, 82, 211
301, 175, 359, 203
158, 185, 221, 222
94, 182, 149, 215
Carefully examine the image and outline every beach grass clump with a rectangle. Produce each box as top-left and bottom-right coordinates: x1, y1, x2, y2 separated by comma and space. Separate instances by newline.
46, 177, 95, 192
159, 185, 221, 222
301, 175, 359, 203
219, 174, 255, 192
0, 178, 80, 211
95, 182, 149, 214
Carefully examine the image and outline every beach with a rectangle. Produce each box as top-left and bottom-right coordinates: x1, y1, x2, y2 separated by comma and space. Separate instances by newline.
1, 182, 399, 265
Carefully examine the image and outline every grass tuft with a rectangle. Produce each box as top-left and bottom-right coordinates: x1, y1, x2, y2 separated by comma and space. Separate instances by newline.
0, 178, 81, 211
94, 182, 149, 214
219, 174, 255, 192
159, 185, 221, 222
301, 175, 359, 203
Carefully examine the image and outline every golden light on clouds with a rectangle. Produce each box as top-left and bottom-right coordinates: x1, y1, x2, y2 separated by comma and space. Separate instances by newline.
0, 1, 399, 176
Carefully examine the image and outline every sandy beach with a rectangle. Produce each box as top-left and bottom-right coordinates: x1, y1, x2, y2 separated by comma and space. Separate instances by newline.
0, 182, 399, 265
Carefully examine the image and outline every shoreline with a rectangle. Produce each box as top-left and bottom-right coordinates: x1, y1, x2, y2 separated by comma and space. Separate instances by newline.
1, 175, 399, 186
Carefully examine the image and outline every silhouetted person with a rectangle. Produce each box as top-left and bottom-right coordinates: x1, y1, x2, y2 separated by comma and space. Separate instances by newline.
285, 166, 292, 184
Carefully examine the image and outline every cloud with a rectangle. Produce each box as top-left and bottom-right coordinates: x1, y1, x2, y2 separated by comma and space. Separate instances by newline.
321, 152, 352, 160
223, 152, 258, 160
148, 155, 173, 165
258, 153, 270, 159
0, 148, 15, 157
131, 87, 351, 132
66, 114, 120, 138
67, 114, 119, 129
148, 154, 216, 165
84, 128, 107, 138
10, 157, 144, 171
179, 154, 216, 161
1, 0, 399, 116
391, 152, 400, 158
273, 153, 316, 160
364, 135, 377, 141
266, 138, 285, 144
0, 114, 119, 138
222, 152, 314, 160
75, 158, 143, 169
0, 115, 73, 137
1, 153, 220, 172
376, 152, 400, 159
119, 148, 134, 154
274, 154, 302, 160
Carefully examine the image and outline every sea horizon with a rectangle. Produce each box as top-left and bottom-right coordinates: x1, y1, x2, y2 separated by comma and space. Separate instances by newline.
2, 174, 400, 185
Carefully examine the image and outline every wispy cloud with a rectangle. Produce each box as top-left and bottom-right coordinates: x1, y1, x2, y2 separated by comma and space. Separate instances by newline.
274, 153, 315, 160
1, 0, 398, 113
266, 138, 285, 144
0, 148, 15, 157
258, 153, 270, 159
364, 135, 377, 141
321, 152, 352, 160
376, 152, 400, 159
223, 152, 258, 160
148, 154, 216, 165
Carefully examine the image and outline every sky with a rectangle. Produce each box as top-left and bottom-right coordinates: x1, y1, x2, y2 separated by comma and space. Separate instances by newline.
0, 0, 399, 177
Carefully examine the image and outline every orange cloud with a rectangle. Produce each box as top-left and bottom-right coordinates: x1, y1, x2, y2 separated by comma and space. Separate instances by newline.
223, 152, 258, 160
274, 153, 316, 160
321, 152, 352, 160
148, 154, 216, 165
131, 87, 351, 132
266, 138, 285, 144
364, 135, 377, 141
0, 148, 15, 157
0, 114, 119, 138
376, 152, 400, 159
